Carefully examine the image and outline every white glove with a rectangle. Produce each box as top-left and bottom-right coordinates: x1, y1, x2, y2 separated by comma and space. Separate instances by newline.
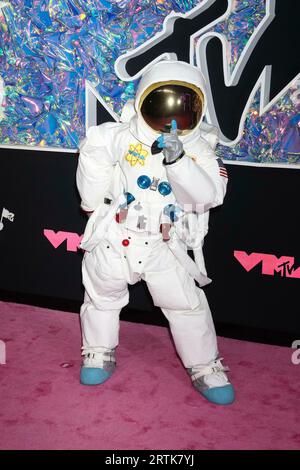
158, 119, 184, 164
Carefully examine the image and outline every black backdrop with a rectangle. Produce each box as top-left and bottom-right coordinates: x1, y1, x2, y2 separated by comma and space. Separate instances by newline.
0, 0, 299, 345
0, 148, 299, 345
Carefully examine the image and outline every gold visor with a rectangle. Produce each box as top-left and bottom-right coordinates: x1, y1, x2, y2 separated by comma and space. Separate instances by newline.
139, 80, 204, 134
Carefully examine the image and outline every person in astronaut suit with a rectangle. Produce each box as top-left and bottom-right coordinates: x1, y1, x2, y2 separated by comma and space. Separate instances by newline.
76, 60, 235, 405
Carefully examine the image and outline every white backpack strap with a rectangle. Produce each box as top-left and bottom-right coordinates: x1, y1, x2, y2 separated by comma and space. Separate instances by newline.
199, 121, 219, 150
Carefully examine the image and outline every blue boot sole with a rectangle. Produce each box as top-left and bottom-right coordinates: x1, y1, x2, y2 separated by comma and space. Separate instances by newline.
80, 367, 113, 385
200, 384, 235, 405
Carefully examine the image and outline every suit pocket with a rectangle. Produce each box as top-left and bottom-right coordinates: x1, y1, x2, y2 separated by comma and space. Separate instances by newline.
144, 263, 199, 310
93, 239, 125, 280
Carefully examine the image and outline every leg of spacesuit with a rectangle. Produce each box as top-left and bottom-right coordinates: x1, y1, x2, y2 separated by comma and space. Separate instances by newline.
80, 293, 122, 350
161, 287, 218, 368
144, 243, 235, 404
143, 242, 218, 366
80, 246, 129, 385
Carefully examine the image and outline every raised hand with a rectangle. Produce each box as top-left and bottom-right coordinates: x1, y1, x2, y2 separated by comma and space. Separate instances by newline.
157, 120, 184, 164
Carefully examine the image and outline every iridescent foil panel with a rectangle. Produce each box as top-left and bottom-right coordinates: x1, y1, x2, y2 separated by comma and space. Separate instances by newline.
0, 1, 199, 149
193, 0, 300, 164
0, 1, 298, 164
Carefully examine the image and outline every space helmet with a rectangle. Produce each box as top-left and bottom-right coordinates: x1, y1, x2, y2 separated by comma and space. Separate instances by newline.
135, 61, 206, 135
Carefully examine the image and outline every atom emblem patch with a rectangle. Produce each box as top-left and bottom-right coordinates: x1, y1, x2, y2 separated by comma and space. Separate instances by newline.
125, 143, 149, 166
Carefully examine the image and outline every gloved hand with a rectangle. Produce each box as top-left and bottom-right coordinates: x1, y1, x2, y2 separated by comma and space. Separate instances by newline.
157, 119, 184, 164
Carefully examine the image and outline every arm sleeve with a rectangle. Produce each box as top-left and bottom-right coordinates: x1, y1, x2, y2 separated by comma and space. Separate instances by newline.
76, 124, 116, 212
164, 139, 228, 212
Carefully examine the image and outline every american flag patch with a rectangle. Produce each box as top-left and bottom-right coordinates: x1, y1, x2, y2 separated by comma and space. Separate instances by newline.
217, 158, 228, 178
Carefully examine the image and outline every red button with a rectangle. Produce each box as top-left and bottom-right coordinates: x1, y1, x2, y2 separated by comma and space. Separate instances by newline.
122, 239, 130, 247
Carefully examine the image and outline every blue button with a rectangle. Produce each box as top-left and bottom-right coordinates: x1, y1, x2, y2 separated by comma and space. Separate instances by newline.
158, 181, 172, 196
163, 204, 180, 222
137, 175, 151, 189
124, 192, 135, 205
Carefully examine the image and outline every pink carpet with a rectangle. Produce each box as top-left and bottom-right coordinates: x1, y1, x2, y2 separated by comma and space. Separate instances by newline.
0, 300, 299, 450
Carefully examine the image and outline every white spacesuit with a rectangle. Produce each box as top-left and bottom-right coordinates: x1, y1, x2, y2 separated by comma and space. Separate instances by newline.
76, 60, 235, 405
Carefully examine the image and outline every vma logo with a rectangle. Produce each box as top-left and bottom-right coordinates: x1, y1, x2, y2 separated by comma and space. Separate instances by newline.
234, 251, 300, 279
115, 0, 299, 145
44, 230, 83, 252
